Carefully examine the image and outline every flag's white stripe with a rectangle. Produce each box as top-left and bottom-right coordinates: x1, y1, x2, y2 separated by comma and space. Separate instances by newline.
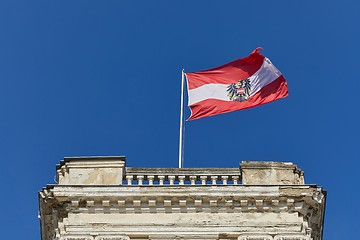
188, 57, 282, 106
188, 83, 229, 105
250, 58, 282, 95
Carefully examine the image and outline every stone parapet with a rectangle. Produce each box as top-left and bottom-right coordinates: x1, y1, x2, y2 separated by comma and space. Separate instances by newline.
240, 161, 304, 185
56, 156, 125, 185
54, 158, 305, 186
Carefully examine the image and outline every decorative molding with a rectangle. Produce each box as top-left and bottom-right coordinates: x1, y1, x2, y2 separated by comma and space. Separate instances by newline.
237, 235, 310, 240
58, 235, 130, 240
54, 195, 316, 216
94, 236, 130, 240
238, 235, 273, 240
312, 190, 324, 204
59, 236, 94, 240
273, 235, 309, 240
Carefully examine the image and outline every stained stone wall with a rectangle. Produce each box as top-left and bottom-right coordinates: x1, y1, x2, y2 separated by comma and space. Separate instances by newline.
39, 157, 326, 240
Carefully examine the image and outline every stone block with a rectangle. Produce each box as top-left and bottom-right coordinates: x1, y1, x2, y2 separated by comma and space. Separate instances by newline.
240, 161, 304, 185
56, 156, 125, 185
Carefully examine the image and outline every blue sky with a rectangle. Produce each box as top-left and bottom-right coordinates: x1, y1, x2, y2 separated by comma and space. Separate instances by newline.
0, 1, 359, 239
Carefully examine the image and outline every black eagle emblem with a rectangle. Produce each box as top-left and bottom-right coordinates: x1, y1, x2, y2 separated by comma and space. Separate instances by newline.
226, 79, 251, 102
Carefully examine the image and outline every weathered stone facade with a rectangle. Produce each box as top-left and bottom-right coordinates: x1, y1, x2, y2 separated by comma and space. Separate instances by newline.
39, 157, 326, 240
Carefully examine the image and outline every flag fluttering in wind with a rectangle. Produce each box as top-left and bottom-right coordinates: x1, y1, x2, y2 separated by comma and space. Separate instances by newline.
186, 48, 288, 120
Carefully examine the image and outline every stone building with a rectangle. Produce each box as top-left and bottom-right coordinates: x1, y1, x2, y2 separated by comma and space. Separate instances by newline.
38, 156, 326, 240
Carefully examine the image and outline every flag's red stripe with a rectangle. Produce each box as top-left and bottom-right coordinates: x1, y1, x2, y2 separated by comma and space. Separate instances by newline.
188, 75, 288, 120
186, 50, 264, 90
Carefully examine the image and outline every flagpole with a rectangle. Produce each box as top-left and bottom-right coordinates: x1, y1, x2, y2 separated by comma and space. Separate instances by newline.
178, 69, 185, 168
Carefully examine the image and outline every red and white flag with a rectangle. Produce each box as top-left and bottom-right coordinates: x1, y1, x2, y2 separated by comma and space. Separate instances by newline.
186, 48, 288, 120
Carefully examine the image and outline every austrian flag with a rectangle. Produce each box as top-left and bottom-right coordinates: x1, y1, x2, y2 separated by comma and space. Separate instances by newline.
186, 48, 288, 120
